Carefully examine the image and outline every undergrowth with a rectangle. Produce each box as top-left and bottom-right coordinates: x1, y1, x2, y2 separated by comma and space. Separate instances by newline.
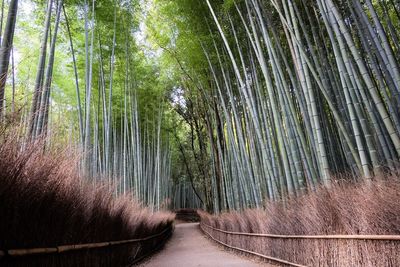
0, 128, 174, 267
200, 178, 400, 266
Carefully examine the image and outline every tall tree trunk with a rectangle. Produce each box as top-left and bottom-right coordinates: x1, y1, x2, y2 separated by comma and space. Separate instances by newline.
29, 0, 52, 137
0, 0, 18, 116
35, 0, 63, 136
63, 4, 83, 144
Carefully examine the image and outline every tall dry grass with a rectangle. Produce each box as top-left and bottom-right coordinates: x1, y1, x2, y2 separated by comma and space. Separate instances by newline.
199, 178, 400, 266
0, 128, 174, 267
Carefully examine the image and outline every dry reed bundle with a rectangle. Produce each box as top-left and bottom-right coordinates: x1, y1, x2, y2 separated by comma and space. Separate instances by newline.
0, 129, 174, 267
199, 178, 400, 266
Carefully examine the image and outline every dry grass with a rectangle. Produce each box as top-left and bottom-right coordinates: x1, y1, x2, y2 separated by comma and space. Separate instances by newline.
199, 178, 400, 266
0, 128, 174, 267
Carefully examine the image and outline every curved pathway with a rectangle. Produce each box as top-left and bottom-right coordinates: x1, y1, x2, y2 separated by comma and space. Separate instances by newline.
140, 222, 268, 267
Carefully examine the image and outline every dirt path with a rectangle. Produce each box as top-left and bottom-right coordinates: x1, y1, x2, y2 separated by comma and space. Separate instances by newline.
140, 222, 268, 267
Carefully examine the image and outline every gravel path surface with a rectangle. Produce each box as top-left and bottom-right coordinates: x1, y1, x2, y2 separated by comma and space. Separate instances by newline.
140, 222, 268, 267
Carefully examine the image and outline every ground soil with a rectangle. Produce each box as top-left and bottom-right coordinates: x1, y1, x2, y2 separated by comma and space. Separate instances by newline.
139, 222, 271, 267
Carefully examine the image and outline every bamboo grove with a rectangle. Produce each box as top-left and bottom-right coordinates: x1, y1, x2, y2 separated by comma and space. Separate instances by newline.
0, 0, 399, 214
149, 0, 400, 212
0, 0, 172, 210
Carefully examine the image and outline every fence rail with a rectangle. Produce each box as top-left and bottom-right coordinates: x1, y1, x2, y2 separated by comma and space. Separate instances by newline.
0, 225, 173, 258
200, 222, 400, 267
201, 223, 400, 240
200, 223, 305, 267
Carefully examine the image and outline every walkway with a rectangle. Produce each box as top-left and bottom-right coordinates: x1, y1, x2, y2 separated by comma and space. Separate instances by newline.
140, 222, 268, 267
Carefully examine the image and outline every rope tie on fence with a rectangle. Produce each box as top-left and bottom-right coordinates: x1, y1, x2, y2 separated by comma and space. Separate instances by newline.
201, 223, 400, 240
0, 225, 172, 258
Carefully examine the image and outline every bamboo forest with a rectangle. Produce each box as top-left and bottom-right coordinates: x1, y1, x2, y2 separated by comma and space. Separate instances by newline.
0, 0, 399, 266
